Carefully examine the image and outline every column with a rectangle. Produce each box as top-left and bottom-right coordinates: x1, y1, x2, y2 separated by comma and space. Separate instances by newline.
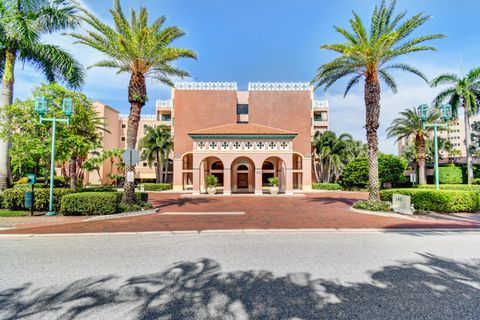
255, 168, 263, 195
285, 168, 294, 195
172, 158, 183, 191
302, 156, 312, 191
192, 167, 200, 195
223, 167, 231, 195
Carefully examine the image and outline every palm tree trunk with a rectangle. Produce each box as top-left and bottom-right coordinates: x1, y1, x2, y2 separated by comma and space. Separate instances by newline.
69, 156, 77, 189
123, 71, 147, 204
416, 135, 427, 185
364, 77, 381, 201
312, 153, 320, 183
0, 49, 16, 190
464, 108, 474, 184
155, 151, 161, 183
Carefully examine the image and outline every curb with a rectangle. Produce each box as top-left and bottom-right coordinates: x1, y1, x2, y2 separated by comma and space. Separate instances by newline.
1, 228, 479, 238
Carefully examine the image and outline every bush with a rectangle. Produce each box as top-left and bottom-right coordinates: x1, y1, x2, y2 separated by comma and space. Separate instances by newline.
80, 186, 117, 192
268, 177, 279, 187
438, 165, 463, 184
206, 175, 218, 188
340, 158, 369, 189
142, 183, 172, 191
353, 200, 391, 212
2, 188, 78, 211
61, 192, 119, 216
380, 188, 480, 213
418, 184, 480, 191
0, 193, 3, 209
312, 183, 342, 190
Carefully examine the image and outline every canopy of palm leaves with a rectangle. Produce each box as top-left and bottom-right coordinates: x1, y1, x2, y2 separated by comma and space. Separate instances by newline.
387, 107, 439, 143
140, 125, 172, 183
0, 0, 84, 87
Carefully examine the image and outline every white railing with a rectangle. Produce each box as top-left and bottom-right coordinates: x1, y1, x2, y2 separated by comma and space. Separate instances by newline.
119, 114, 157, 121
175, 82, 237, 90
156, 100, 173, 108
248, 82, 311, 91
313, 100, 329, 109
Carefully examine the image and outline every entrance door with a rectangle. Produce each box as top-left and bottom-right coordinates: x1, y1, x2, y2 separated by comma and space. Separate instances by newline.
237, 173, 248, 188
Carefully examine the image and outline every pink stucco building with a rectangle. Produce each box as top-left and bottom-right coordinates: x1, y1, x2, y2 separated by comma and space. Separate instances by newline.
91, 82, 329, 194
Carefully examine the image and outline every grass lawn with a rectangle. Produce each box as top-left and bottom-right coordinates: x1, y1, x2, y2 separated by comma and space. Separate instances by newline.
0, 210, 31, 217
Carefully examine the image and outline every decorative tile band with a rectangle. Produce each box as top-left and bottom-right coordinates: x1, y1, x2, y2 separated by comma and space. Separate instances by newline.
175, 82, 237, 90
248, 82, 311, 91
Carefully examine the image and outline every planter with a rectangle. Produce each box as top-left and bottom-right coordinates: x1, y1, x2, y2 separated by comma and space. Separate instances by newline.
207, 187, 217, 195
269, 186, 279, 195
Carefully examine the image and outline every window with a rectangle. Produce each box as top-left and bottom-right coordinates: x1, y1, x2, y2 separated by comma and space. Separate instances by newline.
314, 114, 322, 121
237, 104, 248, 115
143, 162, 147, 167
262, 162, 274, 170
122, 124, 126, 128
144, 124, 148, 128
121, 137, 125, 141
211, 161, 223, 170
237, 164, 248, 171
161, 114, 171, 121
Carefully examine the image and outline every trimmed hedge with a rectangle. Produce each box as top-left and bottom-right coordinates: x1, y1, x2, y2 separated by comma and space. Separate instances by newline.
142, 183, 172, 191
312, 183, 342, 190
380, 188, 480, 213
438, 165, 463, 184
418, 184, 480, 191
2, 188, 78, 211
80, 186, 117, 192
61, 192, 119, 215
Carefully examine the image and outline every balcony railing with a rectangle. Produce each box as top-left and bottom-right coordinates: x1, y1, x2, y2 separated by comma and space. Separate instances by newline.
313, 100, 329, 109
119, 114, 157, 121
156, 100, 173, 108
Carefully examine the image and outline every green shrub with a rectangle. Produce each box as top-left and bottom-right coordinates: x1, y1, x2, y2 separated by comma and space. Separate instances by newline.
312, 183, 342, 190
340, 158, 369, 189
438, 165, 463, 184
142, 183, 172, 191
0, 193, 3, 209
80, 186, 117, 192
417, 184, 480, 191
2, 188, 78, 211
61, 192, 119, 216
268, 177, 279, 187
353, 200, 391, 212
206, 175, 218, 188
380, 188, 480, 213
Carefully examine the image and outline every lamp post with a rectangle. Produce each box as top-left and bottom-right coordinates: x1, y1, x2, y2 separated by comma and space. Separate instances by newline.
419, 104, 452, 191
34, 96, 73, 216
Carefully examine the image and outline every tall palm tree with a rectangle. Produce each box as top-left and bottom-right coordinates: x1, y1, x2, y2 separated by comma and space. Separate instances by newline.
431, 67, 480, 184
69, 0, 196, 203
312, 130, 353, 183
0, 0, 84, 190
387, 107, 439, 184
345, 139, 368, 158
312, 0, 445, 200
140, 125, 173, 183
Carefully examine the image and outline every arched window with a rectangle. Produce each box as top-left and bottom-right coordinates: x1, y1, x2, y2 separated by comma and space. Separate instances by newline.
262, 161, 274, 170
237, 164, 248, 171
211, 161, 224, 170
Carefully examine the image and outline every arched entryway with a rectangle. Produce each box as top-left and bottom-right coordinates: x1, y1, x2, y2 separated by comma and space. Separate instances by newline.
231, 157, 255, 193
199, 156, 224, 193
181, 152, 193, 190
262, 156, 286, 192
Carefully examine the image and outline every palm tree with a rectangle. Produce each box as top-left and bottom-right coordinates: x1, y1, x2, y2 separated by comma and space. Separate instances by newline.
431, 67, 480, 184
312, 131, 353, 183
387, 107, 439, 184
140, 125, 173, 183
69, 0, 196, 203
345, 139, 368, 158
312, 0, 445, 200
0, 0, 84, 190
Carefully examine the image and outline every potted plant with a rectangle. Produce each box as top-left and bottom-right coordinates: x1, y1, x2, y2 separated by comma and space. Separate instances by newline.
268, 176, 279, 195
206, 174, 218, 195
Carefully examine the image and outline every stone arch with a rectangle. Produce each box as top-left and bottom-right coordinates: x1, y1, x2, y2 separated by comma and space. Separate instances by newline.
262, 156, 287, 191
181, 152, 193, 190
199, 156, 224, 192
231, 156, 255, 193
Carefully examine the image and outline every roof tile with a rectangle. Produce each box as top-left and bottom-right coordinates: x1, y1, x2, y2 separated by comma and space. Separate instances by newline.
188, 123, 297, 136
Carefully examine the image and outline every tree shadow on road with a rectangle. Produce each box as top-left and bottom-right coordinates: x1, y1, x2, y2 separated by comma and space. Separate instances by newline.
305, 196, 359, 206
150, 197, 215, 210
1, 254, 479, 319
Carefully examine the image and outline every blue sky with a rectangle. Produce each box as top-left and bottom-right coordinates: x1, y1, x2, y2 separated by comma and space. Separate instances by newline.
11, 0, 480, 153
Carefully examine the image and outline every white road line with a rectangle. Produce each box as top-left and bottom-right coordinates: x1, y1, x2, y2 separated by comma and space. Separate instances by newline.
160, 211, 245, 215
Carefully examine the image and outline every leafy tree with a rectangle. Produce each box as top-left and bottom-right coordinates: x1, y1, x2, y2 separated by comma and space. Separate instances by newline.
387, 107, 439, 184
345, 139, 368, 158
0, 83, 103, 186
68, 0, 196, 203
312, 130, 353, 183
140, 125, 173, 183
312, 0, 445, 200
0, 0, 84, 189
431, 67, 480, 184
378, 154, 407, 186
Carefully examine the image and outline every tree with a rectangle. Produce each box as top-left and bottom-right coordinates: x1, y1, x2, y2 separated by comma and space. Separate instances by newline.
69, 0, 196, 203
140, 125, 173, 183
387, 107, 439, 184
312, 0, 445, 200
431, 67, 480, 184
0, 0, 84, 189
312, 130, 353, 183
345, 139, 368, 158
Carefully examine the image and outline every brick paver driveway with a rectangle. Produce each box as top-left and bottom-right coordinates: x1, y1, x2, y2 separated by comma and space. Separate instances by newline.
1, 192, 478, 234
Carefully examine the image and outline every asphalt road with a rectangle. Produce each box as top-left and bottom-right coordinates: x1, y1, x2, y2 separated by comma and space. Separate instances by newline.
1, 230, 479, 319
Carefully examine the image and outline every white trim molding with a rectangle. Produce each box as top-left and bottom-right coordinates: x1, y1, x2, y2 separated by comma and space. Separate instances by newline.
156, 100, 173, 108
313, 100, 329, 109
175, 82, 237, 90
119, 114, 156, 120
248, 82, 311, 91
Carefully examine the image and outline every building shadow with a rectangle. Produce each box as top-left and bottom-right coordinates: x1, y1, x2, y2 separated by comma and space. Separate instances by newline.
304, 196, 359, 206
1, 254, 478, 319
150, 197, 215, 210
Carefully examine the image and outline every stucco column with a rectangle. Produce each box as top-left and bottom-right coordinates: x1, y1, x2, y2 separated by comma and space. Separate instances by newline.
255, 168, 263, 195
192, 167, 200, 195
223, 167, 231, 195
284, 155, 293, 195
173, 158, 183, 191
302, 156, 312, 191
